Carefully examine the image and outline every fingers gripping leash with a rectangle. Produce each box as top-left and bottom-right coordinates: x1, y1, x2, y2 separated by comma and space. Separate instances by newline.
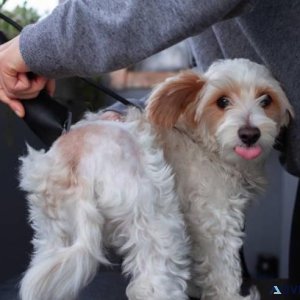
0, 13, 140, 148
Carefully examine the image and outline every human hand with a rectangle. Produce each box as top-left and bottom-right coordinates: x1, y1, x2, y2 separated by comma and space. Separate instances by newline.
0, 35, 55, 117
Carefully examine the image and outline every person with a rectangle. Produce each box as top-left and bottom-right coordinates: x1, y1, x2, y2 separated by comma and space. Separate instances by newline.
0, 0, 299, 299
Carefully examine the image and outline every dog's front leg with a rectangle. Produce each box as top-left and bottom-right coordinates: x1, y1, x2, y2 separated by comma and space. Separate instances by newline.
186, 202, 259, 300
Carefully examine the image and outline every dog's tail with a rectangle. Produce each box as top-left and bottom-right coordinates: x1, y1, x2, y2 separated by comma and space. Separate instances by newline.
20, 244, 97, 300
20, 200, 109, 300
19, 147, 109, 300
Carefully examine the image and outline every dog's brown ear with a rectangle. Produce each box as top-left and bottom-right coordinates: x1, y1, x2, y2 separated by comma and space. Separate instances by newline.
146, 71, 205, 128
282, 109, 294, 127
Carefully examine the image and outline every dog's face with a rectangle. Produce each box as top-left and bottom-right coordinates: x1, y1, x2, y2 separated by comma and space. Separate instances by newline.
147, 59, 294, 164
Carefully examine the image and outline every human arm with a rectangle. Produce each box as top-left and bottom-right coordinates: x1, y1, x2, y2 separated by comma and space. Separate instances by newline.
20, 0, 256, 78
0, 0, 257, 115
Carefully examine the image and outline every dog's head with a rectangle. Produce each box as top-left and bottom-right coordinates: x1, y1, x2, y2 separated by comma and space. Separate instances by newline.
147, 59, 294, 164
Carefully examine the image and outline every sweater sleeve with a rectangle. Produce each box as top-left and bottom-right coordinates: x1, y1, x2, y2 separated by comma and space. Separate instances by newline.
19, 0, 255, 78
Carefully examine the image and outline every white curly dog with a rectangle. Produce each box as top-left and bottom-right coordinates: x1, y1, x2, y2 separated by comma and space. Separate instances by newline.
19, 59, 293, 300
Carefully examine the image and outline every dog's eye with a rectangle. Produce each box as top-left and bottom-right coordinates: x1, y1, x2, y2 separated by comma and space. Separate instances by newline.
259, 95, 272, 108
216, 97, 231, 109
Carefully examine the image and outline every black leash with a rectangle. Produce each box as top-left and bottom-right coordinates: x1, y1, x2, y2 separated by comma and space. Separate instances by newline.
80, 77, 141, 108
0, 12, 140, 147
0, 12, 22, 31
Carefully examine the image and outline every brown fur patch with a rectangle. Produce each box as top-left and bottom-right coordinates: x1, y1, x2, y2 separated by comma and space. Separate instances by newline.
194, 82, 242, 133
204, 79, 244, 104
256, 87, 282, 123
213, 84, 243, 102
146, 71, 205, 128
200, 99, 226, 135
55, 125, 104, 188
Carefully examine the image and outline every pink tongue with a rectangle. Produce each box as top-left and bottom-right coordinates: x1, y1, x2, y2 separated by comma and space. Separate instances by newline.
234, 145, 262, 160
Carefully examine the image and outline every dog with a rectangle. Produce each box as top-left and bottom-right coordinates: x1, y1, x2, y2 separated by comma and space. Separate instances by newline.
19, 58, 293, 300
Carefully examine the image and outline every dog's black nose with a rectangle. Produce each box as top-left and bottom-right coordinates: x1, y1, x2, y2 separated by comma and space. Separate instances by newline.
238, 126, 261, 146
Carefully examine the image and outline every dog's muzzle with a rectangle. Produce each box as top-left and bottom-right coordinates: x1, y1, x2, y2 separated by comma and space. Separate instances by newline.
234, 126, 262, 160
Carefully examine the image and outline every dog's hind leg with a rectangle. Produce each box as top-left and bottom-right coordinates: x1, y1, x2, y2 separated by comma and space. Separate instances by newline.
111, 158, 190, 300
121, 186, 190, 300
19, 148, 108, 300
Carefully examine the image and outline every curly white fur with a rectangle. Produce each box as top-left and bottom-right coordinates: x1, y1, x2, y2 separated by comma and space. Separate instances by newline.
19, 59, 293, 300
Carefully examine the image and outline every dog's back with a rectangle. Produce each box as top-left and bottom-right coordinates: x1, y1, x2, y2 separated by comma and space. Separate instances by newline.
19, 115, 190, 300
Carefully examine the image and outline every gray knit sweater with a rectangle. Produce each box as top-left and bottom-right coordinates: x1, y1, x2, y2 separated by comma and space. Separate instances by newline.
20, 0, 300, 176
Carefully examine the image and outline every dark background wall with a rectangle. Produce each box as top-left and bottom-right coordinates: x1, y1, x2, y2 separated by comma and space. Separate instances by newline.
0, 103, 37, 282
